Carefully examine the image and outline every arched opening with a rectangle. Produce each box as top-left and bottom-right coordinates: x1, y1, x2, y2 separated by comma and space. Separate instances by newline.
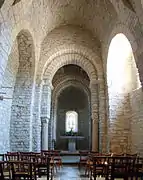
65, 111, 78, 133
0, 30, 35, 153
107, 33, 141, 153
9, 30, 35, 152
0, 40, 19, 153
50, 64, 91, 151
56, 86, 89, 150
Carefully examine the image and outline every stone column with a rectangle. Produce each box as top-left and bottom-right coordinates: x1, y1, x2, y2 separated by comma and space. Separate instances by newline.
40, 79, 52, 150
32, 79, 42, 152
90, 81, 99, 152
41, 80, 52, 118
98, 80, 107, 152
41, 117, 49, 150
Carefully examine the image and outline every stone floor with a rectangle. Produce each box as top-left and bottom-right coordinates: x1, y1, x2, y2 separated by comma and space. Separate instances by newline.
37, 165, 124, 180
38, 165, 90, 180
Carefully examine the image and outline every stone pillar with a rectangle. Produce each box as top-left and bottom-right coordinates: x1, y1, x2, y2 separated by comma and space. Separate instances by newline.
41, 80, 52, 118
98, 80, 107, 152
41, 117, 49, 150
32, 79, 42, 152
40, 79, 52, 150
90, 81, 99, 152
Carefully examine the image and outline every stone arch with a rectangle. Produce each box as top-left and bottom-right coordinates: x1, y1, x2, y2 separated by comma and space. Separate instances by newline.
53, 78, 90, 108
43, 53, 97, 85
10, 29, 36, 152
103, 23, 138, 66
107, 32, 141, 153
0, 40, 19, 153
41, 52, 106, 152
37, 25, 103, 82
102, 22, 141, 152
51, 78, 91, 150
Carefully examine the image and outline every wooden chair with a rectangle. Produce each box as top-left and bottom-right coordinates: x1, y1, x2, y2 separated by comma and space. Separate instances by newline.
110, 156, 136, 180
10, 161, 37, 180
0, 162, 5, 180
5, 153, 19, 161
92, 156, 109, 180
78, 150, 89, 169
51, 150, 62, 169
34, 154, 52, 179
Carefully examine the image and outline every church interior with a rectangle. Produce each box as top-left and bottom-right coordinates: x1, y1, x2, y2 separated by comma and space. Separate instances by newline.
1, 0, 143, 179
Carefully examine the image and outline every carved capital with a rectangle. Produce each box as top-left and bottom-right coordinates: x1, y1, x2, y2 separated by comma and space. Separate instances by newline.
41, 117, 49, 124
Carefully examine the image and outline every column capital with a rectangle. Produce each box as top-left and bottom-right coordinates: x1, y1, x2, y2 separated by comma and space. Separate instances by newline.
36, 76, 43, 87
92, 119, 98, 124
41, 117, 49, 124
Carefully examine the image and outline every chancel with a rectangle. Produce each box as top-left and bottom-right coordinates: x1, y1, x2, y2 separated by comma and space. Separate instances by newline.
61, 113, 85, 152
0, 0, 143, 179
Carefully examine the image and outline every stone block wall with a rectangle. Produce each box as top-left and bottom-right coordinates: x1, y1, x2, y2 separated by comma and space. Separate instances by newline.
130, 87, 143, 156
109, 91, 131, 153
0, 41, 19, 153
10, 32, 35, 152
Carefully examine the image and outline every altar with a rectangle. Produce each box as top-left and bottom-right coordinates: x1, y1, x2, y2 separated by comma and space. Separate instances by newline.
60, 136, 84, 152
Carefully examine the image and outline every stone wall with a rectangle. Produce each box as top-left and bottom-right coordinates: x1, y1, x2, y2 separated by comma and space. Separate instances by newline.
10, 31, 35, 152
109, 92, 131, 153
0, 41, 19, 153
130, 88, 143, 156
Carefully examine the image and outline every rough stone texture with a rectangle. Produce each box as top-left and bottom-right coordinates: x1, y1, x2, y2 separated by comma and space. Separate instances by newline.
10, 31, 35, 152
0, 40, 19, 153
0, 0, 143, 155
109, 92, 131, 153
130, 88, 143, 156
32, 82, 42, 152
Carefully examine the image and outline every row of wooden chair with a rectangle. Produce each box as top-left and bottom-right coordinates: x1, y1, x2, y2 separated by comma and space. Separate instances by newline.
0, 151, 62, 180
84, 154, 143, 180
78, 151, 138, 169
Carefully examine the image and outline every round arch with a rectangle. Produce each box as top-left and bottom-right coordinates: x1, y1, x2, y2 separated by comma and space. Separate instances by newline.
51, 78, 91, 149
107, 32, 141, 153
36, 24, 103, 83
9, 29, 36, 152
43, 53, 97, 85
107, 33, 140, 93
103, 23, 138, 66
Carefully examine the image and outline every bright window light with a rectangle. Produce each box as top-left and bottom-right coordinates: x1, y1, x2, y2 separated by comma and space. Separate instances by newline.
65, 111, 78, 132
107, 33, 140, 93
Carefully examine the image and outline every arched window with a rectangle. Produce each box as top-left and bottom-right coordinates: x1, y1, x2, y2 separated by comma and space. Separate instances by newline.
65, 111, 78, 132
107, 33, 141, 94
